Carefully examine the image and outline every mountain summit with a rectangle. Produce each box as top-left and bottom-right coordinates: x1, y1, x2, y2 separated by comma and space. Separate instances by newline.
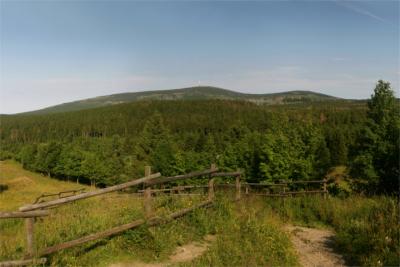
28, 86, 339, 114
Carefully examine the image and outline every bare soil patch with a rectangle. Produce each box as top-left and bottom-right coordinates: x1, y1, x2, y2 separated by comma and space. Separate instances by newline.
285, 225, 347, 267
110, 235, 216, 267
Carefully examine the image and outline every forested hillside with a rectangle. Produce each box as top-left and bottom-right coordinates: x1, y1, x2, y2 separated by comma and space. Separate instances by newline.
0, 81, 398, 194
21, 86, 341, 114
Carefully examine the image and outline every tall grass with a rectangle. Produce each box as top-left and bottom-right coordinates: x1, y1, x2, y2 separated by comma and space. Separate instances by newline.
267, 195, 400, 266
2, 160, 398, 266
1, 195, 299, 266
1, 161, 299, 266
0, 194, 144, 263
179, 195, 298, 267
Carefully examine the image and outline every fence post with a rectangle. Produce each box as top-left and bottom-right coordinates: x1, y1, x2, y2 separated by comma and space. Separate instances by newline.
208, 179, 214, 200
210, 163, 216, 171
208, 164, 216, 200
145, 166, 151, 178
143, 166, 152, 218
25, 217, 35, 259
235, 169, 241, 201
323, 179, 327, 200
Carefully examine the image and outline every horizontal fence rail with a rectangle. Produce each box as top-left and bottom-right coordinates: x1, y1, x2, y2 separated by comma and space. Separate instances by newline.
253, 190, 327, 197
242, 179, 328, 199
19, 173, 161, 212
39, 219, 147, 256
38, 199, 213, 257
210, 171, 241, 177
138, 185, 209, 194
0, 258, 47, 267
0, 210, 50, 219
242, 179, 326, 186
34, 188, 86, 204
138, 179, 326, 198
145, 168, 219, 186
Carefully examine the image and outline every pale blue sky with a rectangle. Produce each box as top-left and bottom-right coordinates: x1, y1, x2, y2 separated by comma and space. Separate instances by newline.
0, 0, 399, 113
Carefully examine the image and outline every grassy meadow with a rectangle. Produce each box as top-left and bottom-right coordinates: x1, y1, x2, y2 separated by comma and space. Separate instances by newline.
1, 160, 398, 266
0, 160, 91, 211
0, 160, 298, 266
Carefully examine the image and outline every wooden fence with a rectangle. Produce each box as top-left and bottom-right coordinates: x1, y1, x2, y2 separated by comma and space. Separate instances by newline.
144, 175, 327, 201
0, 211, 48, 267
239, 179, 328, 199
1, 164, 237, 266
0, 163, 328, 266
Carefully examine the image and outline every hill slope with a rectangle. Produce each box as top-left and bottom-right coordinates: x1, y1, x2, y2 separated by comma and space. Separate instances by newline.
26, 86, 339, 114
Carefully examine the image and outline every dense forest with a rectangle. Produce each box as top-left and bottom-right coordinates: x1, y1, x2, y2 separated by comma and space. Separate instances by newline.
0, 80, 398, 194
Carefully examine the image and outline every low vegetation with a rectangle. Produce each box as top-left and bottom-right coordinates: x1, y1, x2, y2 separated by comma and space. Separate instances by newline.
0, 161, 298, 266
268, 195, 400, 266
181, 196, 299, 267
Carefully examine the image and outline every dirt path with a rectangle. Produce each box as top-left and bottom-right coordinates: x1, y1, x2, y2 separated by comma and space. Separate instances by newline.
285, 225, 347, 267
109, 235, 216, 267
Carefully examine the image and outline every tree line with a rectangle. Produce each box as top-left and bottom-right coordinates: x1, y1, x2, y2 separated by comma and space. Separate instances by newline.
0, 81, 398, 194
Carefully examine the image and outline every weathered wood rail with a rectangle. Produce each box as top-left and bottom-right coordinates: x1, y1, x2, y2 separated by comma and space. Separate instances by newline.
240, 179, 328, 199
142, 178, 327, 200
33, 188, 86, 204
144, 168, 219, 186
0, 258, 47, 267
38, 199, 213, 257
0, 210, 49, 219
19, 172, 162, 212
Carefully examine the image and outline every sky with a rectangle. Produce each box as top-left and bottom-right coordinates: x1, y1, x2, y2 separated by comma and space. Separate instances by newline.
0, 0, 399, 114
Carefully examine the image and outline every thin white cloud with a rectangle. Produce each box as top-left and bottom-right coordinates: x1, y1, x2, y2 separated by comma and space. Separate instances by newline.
335, 1, 387, 23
